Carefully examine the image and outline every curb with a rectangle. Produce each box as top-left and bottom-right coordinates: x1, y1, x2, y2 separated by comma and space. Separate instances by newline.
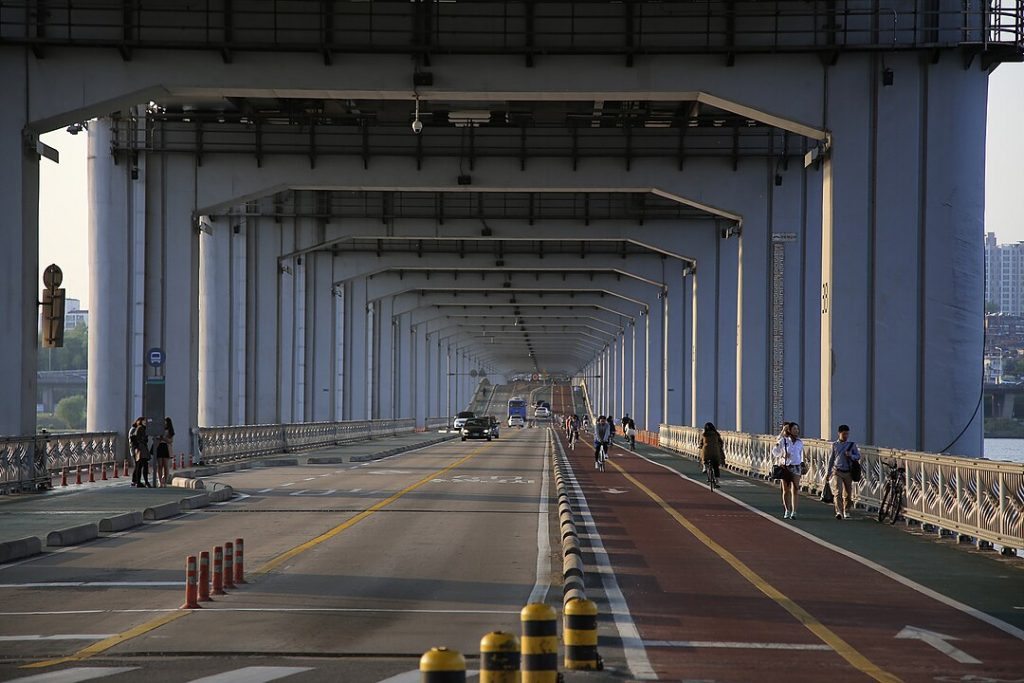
144, 501, 181, 520
99, 511, 144, 533
46, 523, 99, 547
307, 456, 345, 464
179, 493, 211, 510
551, 430, 587, 605
171, 477, 206, 489
0, 536, 43, 563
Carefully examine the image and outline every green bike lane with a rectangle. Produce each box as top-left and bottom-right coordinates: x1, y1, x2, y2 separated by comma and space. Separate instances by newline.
560, 432, 1024, 683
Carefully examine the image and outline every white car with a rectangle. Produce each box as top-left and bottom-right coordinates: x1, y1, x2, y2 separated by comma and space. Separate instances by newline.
452, 411, 476, 430
508, 415, 525, 428
534, 406, 551, 418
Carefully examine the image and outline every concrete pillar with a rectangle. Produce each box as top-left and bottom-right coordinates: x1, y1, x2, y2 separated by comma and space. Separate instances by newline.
85, 117, 132, 435
346, 277, 368, 420
636, 309, 649, 429
333, 282, 345, 421
365, 299, 376, 419
198, 217, 230, 426
628, 322, 637, 421
666, 261, 686, 425
622, 326, 633, 422
245, 217, 279, 423
688, 227, 721, 427
647, 292, 666, 428
307, 251, 334, 421
278, 254, 296, 423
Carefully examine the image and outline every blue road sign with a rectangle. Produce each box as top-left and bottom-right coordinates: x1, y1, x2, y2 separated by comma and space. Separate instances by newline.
147, 347, 165, 367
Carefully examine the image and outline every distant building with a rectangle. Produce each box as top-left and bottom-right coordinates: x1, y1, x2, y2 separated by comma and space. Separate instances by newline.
65, 298, 89, 330
985, 233, 1024, 315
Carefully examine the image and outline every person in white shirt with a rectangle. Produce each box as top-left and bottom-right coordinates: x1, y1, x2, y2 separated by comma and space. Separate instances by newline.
776, 422, 804, 519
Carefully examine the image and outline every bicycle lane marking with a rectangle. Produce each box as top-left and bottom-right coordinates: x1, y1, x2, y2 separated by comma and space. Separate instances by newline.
21, 440, 497, 670
605, 457, 903, 683
620, 442, 1024, 646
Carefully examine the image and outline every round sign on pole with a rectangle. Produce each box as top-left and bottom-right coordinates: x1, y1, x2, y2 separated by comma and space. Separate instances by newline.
147, 347, 165, 368
42, 264, 63, 290
470, 369, 478, 378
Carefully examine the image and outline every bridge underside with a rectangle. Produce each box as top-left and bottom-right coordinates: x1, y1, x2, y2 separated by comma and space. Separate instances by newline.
2, 0, 1019, 456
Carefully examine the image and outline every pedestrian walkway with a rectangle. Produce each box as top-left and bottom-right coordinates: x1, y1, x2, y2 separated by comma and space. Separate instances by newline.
557, 430, 1024, 683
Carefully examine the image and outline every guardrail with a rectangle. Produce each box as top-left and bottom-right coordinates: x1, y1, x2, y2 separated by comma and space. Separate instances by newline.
425, 416, 449, 430
659, 424, 1024, 552
195, 418, 415, 464
1, 431, 119, 494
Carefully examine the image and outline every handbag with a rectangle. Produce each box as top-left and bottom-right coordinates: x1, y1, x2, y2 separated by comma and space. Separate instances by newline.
800, 462, 809, 475
771, 464, 788, 480
820, 481, 835, 504
850, 459, 862, 483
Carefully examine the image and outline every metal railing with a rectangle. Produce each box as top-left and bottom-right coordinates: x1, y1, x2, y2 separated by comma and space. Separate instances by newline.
0, 1, 1020, 56
1, 431, 119, 494
659, 424, 1024, 551
425, 416, 449, 430
195, 418, 415, 464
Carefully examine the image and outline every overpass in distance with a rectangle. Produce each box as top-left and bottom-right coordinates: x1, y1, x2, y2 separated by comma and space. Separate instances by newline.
1, 1, 1023, 681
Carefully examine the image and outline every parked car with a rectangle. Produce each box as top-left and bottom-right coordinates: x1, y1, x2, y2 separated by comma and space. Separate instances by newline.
461, 418, 492, 441
453, 411, 476, 430
508, 415, 525, 428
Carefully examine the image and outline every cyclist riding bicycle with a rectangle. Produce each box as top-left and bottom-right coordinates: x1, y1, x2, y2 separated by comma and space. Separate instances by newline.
567, 414, 580, 449
593, 415, 613, 470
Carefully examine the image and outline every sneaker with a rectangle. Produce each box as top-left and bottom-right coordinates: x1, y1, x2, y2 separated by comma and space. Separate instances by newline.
790, 512, 796, 519
842, 512, 849, 519
783, 510, 791, 519
835, 513, 842, 520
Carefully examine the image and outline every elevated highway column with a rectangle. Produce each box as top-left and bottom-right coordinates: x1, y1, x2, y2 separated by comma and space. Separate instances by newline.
245, 217, 282, 423
85, 117, 133, 434
622, 327, 633, 421
635, 311, 648, 429
307, 251, 336, 421
198, 217, 231, 426
689, 227, 722, 427
665, 261, 687, 425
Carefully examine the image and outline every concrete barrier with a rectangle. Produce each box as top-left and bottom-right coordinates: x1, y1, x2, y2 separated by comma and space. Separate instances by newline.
144, 501, 181, 520
180, 493, 211, 510
99, 511, 144, 532
207, 483, 234, 503
46, 523, 99, 547
307, 456, 345, 464
171, 477, 206, 489
0, 536, 43, 563
257, 458, 299, 467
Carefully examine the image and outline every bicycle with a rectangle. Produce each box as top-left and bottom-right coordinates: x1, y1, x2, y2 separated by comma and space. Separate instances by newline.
568, 429, 578, 450
705, 458, 717, 491
877, 460, 906, 525
596, 441, 609, 472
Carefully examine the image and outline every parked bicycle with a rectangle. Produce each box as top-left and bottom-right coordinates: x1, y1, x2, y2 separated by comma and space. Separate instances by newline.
877, 460, 906, 525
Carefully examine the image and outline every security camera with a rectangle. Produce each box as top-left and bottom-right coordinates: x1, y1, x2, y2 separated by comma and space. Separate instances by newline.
412, 118, 423, 134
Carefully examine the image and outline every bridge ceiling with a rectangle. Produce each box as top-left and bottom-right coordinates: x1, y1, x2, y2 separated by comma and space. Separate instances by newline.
118, 96, 810, 165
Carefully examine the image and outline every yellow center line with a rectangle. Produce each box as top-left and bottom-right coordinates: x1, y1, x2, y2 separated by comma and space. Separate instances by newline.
23, 439, 491, 670
609, 459, 904, 683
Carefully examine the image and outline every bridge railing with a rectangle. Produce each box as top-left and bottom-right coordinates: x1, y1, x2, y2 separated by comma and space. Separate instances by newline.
425, 416, 449, 430
1, 432, 119, 494
659, 424, 1024, 551
196, 418, 415, 464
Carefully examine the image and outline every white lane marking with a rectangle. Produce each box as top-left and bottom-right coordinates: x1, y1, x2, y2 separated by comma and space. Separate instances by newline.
257, 488, 274, 494
214, 492, 250, 506
896, 626, 982, 664
367, 470, 412, 475
556, 436, 657, 680
186, 667, 313, 683
645, 640, 831, 651
0, 635, 118, 641
526, 432, 552, 605
376, 670, 480, 683
0, 582, 179, 588
349, 488, 363, 493
630, 449, 1024, 643
0, 607, 521, 616
4, 668, 139, 682
280, 483, 296, 487
287, 489, 338, 497
303, 477, 317, 481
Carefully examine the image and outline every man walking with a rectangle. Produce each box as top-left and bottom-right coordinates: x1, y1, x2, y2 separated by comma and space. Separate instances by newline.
826, 424, 861, 519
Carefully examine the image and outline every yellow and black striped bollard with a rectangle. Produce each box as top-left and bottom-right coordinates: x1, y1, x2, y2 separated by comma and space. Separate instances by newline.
480, 631, 520, 683
563, 597, 601, 670
420, 646, 466, 683
521, 603, 558, 683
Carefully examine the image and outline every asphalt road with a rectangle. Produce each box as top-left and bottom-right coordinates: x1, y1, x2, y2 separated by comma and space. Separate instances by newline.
0, 429, 572, 683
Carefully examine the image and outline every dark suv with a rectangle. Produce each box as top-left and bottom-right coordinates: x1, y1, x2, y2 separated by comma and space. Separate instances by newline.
461, 418, 492, 442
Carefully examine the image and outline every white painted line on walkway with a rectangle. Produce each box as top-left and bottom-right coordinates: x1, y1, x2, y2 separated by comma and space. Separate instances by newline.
280, 482, 296, 487
4, 667, 138, 682
631, 449, 1024, 643
0, 635, 118, 641
186, 667, 313, 683
645, 640, 831, 651
526, 432, 552, 605
256, 488, 274, 494
556, 436, 657, 681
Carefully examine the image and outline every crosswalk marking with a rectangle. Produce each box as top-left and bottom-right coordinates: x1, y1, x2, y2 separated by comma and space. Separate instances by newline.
186, 666, 313, 683
7, 667, 138, 682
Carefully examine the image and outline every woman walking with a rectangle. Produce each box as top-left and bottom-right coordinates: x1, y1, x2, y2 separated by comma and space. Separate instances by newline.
775, 422, 804, 519
129, 417, 151, 488
699, 422, 724, 485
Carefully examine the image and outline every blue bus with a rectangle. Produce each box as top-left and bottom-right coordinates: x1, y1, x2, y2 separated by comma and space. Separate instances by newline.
507, 397, 527, 427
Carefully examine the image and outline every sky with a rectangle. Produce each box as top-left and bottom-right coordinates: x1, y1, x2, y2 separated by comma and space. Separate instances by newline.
38, 63, 1024, 311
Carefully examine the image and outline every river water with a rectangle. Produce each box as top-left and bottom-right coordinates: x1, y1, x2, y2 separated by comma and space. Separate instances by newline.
983, 439, 1024, 464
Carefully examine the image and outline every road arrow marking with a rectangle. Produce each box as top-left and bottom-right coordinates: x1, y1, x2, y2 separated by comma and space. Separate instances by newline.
896, 626, 981, 664
602, 488, 628, 494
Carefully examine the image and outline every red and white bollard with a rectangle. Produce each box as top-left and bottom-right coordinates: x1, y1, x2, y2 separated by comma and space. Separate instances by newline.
180, 555, 202, 609
234, 538, 247, 584
88, 464, 96, 483
198, 550, 212, 602
101, 462, 108, 481
123, 458, 131, 477
112, 459, 119, 479
75, 466, 82, 485
212, 545, 226, 596
60, 467, 68, 487
224, 541, 236, 589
